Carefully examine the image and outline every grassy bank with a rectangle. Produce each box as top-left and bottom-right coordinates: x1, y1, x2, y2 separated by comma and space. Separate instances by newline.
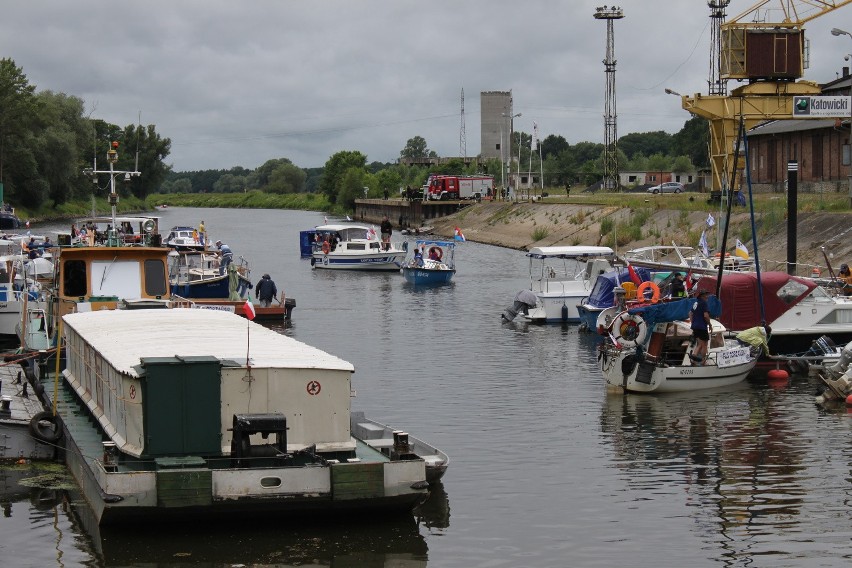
148, 191, 334, 213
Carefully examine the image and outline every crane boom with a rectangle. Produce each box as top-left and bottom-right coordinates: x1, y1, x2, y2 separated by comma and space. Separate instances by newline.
727, 0, 852, 27
677, 0, 852, 191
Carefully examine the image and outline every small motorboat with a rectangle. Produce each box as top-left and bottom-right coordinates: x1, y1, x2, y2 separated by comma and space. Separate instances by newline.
506, 245, 617, 324
598, 297, 756, 393
401, 240, 456, 286
299, 224, 405, 271
164, 225, 205, 251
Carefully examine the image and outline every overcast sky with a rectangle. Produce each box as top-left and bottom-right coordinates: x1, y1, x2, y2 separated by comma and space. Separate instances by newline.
2, 1, 850, 172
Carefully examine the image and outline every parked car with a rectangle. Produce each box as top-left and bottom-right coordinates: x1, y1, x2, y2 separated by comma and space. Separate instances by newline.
647, 182, 685, 194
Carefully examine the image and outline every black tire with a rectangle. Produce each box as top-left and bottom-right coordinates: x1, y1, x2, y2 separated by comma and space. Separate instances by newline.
674, 188, 682, 194
653, 189, 659, 194
29, 411, 62, 444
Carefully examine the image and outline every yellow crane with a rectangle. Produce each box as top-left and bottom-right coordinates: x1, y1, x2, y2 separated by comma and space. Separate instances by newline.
675, 0, 852, 192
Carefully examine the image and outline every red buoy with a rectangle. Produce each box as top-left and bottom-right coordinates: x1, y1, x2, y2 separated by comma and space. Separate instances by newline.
767, 369, 789, 381
846, 394, 852, 406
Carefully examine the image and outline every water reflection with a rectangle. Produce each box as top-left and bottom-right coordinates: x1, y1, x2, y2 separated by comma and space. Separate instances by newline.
600, 384, 823, 564
414, 482, 451, 534
69, 501, 428, 567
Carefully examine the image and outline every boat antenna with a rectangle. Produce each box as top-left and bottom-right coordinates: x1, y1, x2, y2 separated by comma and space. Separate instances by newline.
134, 111, 141, 173
714, 113, 744, 298
741, 121, 766, 325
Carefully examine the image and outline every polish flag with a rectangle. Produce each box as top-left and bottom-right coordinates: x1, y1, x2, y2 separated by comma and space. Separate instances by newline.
244, 300, 256, 321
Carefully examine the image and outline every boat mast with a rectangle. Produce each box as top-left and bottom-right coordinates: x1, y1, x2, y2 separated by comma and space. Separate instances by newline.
83, 141, 141, 246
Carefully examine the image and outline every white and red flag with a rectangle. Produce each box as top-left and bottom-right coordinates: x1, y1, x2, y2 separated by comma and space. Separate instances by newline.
244, 300, 256, 321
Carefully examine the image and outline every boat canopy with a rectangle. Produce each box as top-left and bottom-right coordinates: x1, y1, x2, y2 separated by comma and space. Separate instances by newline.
413, 239, 455, 248
696, 271, 818, 330
585, 267, 652, 309
527, 245, 615, 259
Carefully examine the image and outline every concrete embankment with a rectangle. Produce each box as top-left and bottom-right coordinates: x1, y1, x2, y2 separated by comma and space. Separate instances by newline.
420, 201, 852, 273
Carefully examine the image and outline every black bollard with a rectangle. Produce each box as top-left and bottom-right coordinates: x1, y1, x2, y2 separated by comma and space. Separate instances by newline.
787, 160, 798, 276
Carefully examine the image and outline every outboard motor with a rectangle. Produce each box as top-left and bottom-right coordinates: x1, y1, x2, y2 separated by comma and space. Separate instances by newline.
502, 290, 538, 321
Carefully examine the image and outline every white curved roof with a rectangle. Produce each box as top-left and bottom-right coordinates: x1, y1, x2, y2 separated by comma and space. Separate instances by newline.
62, 308, 354, 375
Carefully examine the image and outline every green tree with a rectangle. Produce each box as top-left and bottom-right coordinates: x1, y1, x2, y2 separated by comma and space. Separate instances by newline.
0, 58, 38, 204
32, 90, 89, 205
319, 150, 367, 204
672, 155, 694, 173
540, 134, 569, 160
119, 123, 171, 199
213, 173, 248, 193
266, 162, 306, 194
337, 167, 366, 209
672, 116, 709, 168
400, 136, 434, 159
375, 168, 402, 197
617, 131, 672, 159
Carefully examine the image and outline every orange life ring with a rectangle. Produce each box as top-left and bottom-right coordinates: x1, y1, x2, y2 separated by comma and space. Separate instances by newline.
321, 241, 331, 255
636, 281, 661, 303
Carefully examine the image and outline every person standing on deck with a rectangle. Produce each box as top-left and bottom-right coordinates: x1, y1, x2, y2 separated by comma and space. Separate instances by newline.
215, 240, 233, 275
255, 274, 278, 308
688, 290, 712, 364
380, 215, 393, 251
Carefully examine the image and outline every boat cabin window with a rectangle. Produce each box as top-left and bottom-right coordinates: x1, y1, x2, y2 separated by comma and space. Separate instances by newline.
144, 259, 167, 296
63, 260, 88, 297
347, 243, 366, 251
369, 242, 381, 250
776, 279, 809, 304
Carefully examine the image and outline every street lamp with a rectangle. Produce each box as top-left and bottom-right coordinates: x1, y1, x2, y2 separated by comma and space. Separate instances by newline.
831, 28, 852, 207
502, 112, 521, 199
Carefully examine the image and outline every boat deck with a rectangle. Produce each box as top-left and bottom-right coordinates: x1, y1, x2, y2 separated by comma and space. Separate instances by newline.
1, 363, 54, 460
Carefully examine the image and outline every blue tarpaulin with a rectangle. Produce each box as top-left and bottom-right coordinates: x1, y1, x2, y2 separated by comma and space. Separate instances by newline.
626, 296, 722, 331
585, 267, 652, 309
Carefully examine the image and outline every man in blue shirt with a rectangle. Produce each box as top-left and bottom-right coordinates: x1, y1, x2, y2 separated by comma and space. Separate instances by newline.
216, 240, 233, 275
689, 290, 712, 364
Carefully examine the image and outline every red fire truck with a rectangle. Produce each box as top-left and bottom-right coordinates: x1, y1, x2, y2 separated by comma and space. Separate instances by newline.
426, 175, 494, 201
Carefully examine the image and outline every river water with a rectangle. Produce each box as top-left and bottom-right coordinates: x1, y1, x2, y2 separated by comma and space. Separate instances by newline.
3, 207, 851, 567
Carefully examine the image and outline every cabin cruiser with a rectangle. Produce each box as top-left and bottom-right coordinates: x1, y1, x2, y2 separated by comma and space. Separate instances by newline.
299, 224, 406, 271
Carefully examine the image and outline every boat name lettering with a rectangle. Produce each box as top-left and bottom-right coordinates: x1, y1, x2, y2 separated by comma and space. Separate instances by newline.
194, 304, 236, 313
680, 369, 694, 375
306, 380, 322, 395
717, 347, 751, 368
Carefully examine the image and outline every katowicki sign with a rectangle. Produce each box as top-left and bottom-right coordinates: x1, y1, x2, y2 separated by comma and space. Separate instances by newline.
717, 347, 751, 368
792, 96, 852, 118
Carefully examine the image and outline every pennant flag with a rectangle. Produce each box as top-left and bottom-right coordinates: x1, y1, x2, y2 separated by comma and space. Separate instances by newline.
685, 270, 693, 292
346, 215, 352, 221
699, 230, 709, 257
25, 220, 30, 228
735, 239, 749, 259
324, 216, 328, 224
367, 226, 377, 240
625, 260, 642, 286
531, 121, 539, 151
454, 227, 466, 242
244, 300, 256, 321
706, 213, 715, 227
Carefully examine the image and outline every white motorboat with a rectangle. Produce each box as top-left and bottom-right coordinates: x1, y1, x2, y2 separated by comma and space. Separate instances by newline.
696, 271, 852, 356
164, 225, 205, 251
301, 224, 406, 271
598, 297, 756, 393
513, 245, 616, 324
